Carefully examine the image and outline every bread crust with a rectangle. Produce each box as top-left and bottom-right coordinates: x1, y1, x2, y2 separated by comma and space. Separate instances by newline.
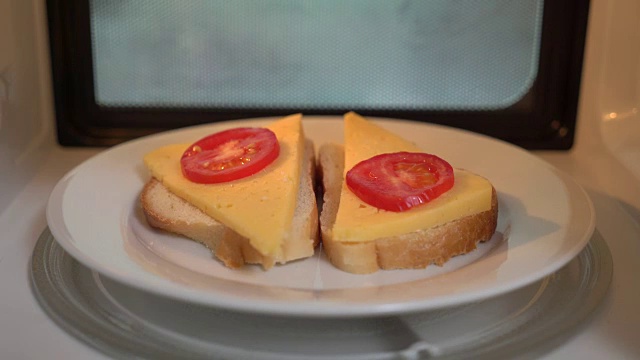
141, 140, 318, 269
318, 143, 499, 274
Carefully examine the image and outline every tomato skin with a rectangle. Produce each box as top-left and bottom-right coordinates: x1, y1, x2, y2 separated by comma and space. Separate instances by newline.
346, 152, 454, 212
180, 127, 279, 184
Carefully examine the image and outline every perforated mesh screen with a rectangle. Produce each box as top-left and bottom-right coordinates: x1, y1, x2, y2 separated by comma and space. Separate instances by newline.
90, 0, 543, 110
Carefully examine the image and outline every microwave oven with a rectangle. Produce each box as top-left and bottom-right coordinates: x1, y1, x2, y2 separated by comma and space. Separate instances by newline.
1, 0, 640, 359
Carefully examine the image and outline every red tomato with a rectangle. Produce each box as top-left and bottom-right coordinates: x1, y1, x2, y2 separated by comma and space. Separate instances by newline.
180, 127, 279, 184
346, 152, 454, 212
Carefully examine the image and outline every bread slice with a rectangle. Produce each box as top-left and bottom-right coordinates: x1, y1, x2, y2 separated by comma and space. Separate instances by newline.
141, 140, 319, 269
319, 142, 498, 274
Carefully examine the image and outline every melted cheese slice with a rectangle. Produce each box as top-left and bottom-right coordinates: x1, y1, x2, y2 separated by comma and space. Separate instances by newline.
143, 114, 304, 257
332, 112, 493, 242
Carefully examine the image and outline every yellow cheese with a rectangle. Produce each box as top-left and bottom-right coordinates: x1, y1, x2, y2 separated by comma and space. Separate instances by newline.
331, 112, 493, 242
143, 114, 304, 257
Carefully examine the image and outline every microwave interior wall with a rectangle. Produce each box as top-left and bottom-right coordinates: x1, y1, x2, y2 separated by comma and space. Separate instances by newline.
0, 0, 55, 213
47, 0, 589, 149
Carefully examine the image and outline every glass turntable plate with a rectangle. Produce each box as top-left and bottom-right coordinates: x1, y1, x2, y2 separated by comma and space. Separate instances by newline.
31, 228, 612, 359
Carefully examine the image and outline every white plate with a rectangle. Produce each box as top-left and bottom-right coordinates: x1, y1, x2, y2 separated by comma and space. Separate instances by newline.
46, 116, 595, 317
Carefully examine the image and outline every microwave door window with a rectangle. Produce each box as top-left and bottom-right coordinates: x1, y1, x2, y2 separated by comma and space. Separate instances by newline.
89, 0, 542, 111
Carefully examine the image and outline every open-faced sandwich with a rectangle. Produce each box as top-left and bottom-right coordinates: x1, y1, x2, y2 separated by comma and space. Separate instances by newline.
318, 112, 498, 274
141, 112, 497, 274
141, 114, 319, 269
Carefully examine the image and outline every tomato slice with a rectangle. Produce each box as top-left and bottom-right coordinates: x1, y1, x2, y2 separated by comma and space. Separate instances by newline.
346, 152, 454, 212
180, 127, 279, 184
